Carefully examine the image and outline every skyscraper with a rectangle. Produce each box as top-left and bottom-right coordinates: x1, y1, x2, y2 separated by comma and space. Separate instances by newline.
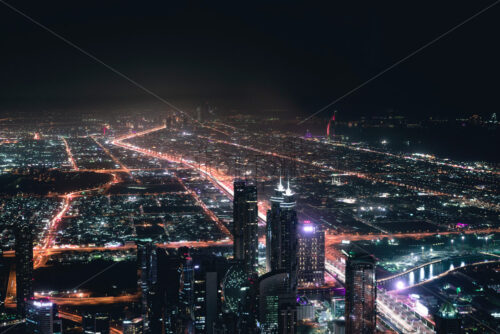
26, 299, 53, 334
232, 179, 259, 275
258, 271, 296, 334
136, 240, 158, 333
178, 247, 195, 333
266, 177, 285, 272
15, 217, 34, 318
276, 182, 298, 292
344, 249, 376, 334
297, 221, 325, 287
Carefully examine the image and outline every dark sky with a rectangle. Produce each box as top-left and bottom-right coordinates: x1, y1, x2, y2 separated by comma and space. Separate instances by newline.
1, 1, 499, 119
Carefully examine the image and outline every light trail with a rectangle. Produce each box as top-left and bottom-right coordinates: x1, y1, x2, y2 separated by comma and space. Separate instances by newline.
46, 292, 140, 306
61, 137, 78, 170
33, 193, 73, 269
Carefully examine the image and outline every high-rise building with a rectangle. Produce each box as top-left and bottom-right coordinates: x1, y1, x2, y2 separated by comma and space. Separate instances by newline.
277, 182, 298, 292
15, 217, 34, 318
435, 303, 462, 334
266, 178, 285, 272
297, 220, 325, 287
179, 247, 195, 333
344, 249, 376, 334
123, 318, 144, 334
233, 179, 259, 275
82, 312, 110, 334
136, 240, 158, 333
258, 271, 296, 334
26, 299, 53, 334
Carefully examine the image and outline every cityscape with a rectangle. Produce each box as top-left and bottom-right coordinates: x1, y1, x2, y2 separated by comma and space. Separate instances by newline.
0, 1, 500, 334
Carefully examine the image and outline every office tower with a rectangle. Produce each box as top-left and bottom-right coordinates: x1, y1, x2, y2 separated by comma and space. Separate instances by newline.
123, 318, 144, 334
277, 182, 299, 292
82, 312, 110, 334
435, 303, 462, 334
193, 255, 232, 334
344, 249, 376, 334
136, 240, 158, 333
258, 271, 296, 334
15, 217, 34, 318
26, 299, 53, 334
266, 178, 285, 272
178, 247, 195, 333
233, 179, 259, 275
297, 221, 325, 287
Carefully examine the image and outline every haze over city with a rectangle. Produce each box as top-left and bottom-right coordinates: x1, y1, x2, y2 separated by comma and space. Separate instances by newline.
0, 1, 499, 334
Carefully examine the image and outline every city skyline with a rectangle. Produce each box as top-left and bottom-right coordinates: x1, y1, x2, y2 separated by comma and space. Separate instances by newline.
1, 1, 500, 334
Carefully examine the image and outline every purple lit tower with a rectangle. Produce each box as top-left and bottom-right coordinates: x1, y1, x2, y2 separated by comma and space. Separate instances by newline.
297, 221, 325, 287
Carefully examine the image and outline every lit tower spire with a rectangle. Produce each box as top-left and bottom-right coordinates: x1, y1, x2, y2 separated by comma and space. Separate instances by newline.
277, 175, 285, 192
284, 179, 293, 197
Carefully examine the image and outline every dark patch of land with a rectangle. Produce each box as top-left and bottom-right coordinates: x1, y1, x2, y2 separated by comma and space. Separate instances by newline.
0, 170, 112, 196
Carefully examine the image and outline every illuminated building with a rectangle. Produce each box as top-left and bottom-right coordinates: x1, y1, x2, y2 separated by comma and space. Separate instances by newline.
276, 182, 299, 292
435, 303, 462, 334
297, 220, 325, 286
82, 312, 110, 334
258, 271, 296, 334
26, 299, 53, 334
193, 256, 227, 334
233, 179, 259, 275
123, 318, 144, 334
266, 177, 285, 272
344, 249, 376, 334
136, 240, 158, 333
222, 263, 247, 315
15, 216, 34, 318
179, 247, 195, 332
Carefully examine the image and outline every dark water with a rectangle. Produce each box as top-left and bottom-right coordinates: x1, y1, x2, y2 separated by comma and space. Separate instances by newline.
300, 123, 500, 163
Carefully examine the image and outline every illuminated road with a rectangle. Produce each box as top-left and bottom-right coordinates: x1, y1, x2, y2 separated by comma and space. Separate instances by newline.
91, 136, 131, 175
316, 137, 500, 176
43, 292, 140, 306
61, 137, 79, 171
58, 311, 123, 334
195, 134, 499, 211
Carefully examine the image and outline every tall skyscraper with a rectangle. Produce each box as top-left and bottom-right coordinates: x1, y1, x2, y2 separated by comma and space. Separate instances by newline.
136, 240, 158, 333
258, 271, 296, 334
344, 249, 376, 334
15, 217, 34, 318
26, 299, 53, 334
297, 221, 325, 287
233, 179, 259, 275
276, 182, 298, 292
178, 247, 195, 333
266, 177, 285, 272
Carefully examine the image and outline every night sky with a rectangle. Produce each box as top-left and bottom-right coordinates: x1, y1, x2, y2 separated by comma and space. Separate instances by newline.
1, 1, 499, 119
